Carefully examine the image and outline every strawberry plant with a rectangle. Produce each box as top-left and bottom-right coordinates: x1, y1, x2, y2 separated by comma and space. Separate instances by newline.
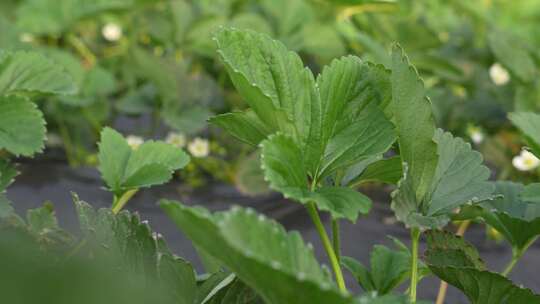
2, 3, 540, 302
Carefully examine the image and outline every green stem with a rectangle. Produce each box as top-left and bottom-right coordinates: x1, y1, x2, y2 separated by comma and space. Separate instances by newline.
502, 237, 537, 276
306, 202, 347, 293
332, 218, 341, 264
112, 189, 139, 214
409, 228, 421, 303
67, 34, 96, 67
501, 251, 520, 277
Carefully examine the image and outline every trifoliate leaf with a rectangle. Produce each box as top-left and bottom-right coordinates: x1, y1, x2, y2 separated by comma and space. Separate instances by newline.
392, 129, 495, 230
0, 96, 46, 156
0, 50, 76, 95
160, 201, 356, 304
479, 182, 540, 252
390, 44, 438, 203
424, 230, 540, 304
214, 29, 395, 181
98, 127, 189, 195
260, 134, 371, 222
509, 112, 540, 157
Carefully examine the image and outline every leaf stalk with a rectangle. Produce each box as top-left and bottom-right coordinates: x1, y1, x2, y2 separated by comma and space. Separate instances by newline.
306, 202, 347, 293
409, 227, 421, 303
112, 189, 139, 214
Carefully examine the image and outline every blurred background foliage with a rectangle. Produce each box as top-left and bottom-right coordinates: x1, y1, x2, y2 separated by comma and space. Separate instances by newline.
1, 0, 540, 191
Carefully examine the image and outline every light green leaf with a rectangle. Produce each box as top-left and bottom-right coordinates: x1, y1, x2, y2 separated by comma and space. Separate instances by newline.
98, 127, 189, 195
425, 230, 540, 304
209, 111, 271, 146
509, 112, 540, 157
0, 50, 76, 96
392, 129, 494, 229
390, 44, 438, 203
479, 182, 540, 251
261, 134, 371, 221
160, 201, 355, 304
0, 96, 45, 156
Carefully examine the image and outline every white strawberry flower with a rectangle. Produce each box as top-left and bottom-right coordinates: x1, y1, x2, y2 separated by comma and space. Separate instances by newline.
512, 150, 540, 171
187, 137, 209, 158
126, 135, 144, 150
102, 22, 123, 42
467, 125, 484, 145
165, 132, 186, 148
19, 33, 34, 43
489, 63, 510, 86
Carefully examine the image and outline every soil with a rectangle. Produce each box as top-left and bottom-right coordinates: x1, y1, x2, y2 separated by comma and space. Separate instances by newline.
7, 162, 540, 303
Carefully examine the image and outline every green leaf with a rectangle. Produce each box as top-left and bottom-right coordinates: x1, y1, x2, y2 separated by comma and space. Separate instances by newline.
261, 134, 371, 221
425, 230, 540, 304
315, 56, 394, 178
0, 194, 24, 226
73, 194, 198, 302
392, 129, 495, 230
479, 182, 540, 251
157, 254, 197, 304
488, 30, 537, 83
341, 257, 374, 292
214, 29, 395, 180
209, 111, 271, 146
347, 156, 402, 186
98, 127, 189, 195
160, 201, 356, 304
26, 202, 59, 235
0, 159, 18, 192
0, 96, 46, 156
0, 50, 76, 95
343, 242, 412, 295
214, 27, 320, 168
390, 44, 438, 203
509, 112, 540, 157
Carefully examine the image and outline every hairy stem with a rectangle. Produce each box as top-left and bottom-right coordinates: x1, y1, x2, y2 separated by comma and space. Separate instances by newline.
332, 218, 341, 264
409, 228, 421, 303
436, 220, 471, 304
112, 189, 139, 214
306, 202, 347, 292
